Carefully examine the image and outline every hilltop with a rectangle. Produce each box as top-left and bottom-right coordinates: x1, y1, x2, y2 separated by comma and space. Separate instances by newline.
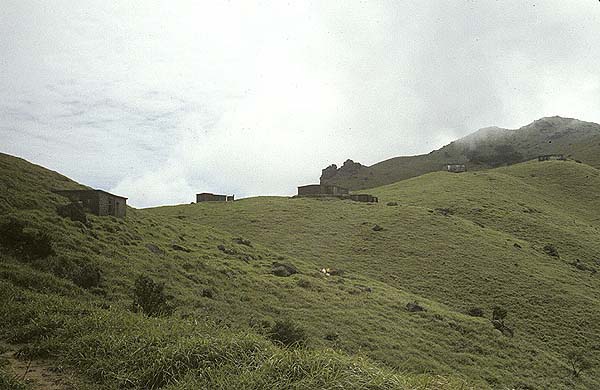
320, 116, 600, 190
1, 152, 600, 389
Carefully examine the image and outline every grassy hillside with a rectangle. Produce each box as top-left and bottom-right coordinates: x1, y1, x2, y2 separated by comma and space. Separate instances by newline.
0, 152, 469, 389
321, 116, 600, 190
1, 152, 600, 389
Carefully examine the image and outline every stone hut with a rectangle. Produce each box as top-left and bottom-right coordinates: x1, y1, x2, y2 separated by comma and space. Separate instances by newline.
349, 194, 379, 203
53, 189, 127, 218
446, 164, 467, 173
538, 154, 566, 162
296, 184, 376, 203
196, 193, 234, 202
297, 184, 349, 197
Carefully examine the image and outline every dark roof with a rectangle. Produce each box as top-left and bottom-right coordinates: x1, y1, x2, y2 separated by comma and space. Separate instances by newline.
53, 189, 128, 200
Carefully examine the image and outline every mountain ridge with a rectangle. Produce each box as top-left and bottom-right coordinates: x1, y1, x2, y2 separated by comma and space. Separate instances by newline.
320, 116, 600, 190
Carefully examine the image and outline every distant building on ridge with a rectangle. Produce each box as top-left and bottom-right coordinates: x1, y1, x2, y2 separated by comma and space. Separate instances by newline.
297, 184, 349, 197
295, 184, 377, 203
445, 164, 467, 173
196, 193, 234, 202
538, 154, 566, 162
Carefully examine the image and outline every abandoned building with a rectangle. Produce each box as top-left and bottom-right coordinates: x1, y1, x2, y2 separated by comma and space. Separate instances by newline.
538, 154, 566, 162
446, 164, 467, 173
196, 193, 234, 202
349, 194, 379, 203
295, 184, 377, 203
53, 189, 127, 218
297, 184, 350, 197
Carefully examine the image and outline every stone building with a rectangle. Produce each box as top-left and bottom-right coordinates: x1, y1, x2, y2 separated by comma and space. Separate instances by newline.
538, 154, 566, 162
349, 194, 379, 203
296, 184, 377, 203
297, 184, 349, 197
54, 189, 127, 218
196, 193, 234, 202
446, 164, 467, 173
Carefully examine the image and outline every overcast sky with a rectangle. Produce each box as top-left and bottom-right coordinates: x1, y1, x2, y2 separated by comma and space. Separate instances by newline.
1, 1, 600, 207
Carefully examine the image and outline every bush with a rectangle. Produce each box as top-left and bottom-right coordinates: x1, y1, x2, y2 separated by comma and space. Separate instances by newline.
268, 319, 308, 347
566, 349, 592, 377
467, 307, 485, 317
0, 219, 55, 259
133, 275, 173, 317
71, 263, 102, 289
543, 244, 559, 257
492, 306, 508, 323
406, 302, 426, 312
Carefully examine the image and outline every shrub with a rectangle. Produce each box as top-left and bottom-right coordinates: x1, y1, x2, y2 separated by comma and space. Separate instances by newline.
71, 263, 102, 289
201, 288, 214, 299
0, 219, 55, 259
268, 319, 308, 347
467, 307, 485, 317
406, 302, 426, 312
132, 275, 173, 317
543, 244, 559, 257
566, 349, 592, 377
271, 262, 298, 277
492, 306, 508, 324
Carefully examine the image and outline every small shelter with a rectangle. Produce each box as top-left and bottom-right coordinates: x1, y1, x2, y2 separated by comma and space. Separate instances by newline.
295, 184, 377, 203
53, 189, 127, 218
446, 164, 467, 173
297, 184, 349, 197
196, 193, 234, 202
538, 154, 566, 162
349, 194, 379, 203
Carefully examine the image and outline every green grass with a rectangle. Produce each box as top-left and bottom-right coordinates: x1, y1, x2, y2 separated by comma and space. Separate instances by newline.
1, 152, 600, 388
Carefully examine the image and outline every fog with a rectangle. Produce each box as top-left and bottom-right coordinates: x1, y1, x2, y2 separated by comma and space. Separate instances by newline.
1, 1, 599, 206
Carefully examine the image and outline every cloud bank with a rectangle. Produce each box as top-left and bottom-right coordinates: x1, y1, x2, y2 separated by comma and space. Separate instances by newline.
1, 1, 599, 207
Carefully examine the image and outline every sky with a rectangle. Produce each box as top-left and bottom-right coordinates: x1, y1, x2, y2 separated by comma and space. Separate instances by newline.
1, 1, 600, 207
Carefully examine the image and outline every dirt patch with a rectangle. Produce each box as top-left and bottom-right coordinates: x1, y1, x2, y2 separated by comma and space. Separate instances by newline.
1, 347, 79, 390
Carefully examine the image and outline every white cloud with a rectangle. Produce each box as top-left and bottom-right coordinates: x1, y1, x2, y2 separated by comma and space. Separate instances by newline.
1, 1, 600, 207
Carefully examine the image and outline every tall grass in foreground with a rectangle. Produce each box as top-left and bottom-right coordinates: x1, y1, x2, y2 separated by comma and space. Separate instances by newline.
0, 282, 469, 389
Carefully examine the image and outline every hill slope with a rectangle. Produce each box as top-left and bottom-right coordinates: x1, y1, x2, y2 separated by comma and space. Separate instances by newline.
321, 116, 600, 190
1, 152, 600, 389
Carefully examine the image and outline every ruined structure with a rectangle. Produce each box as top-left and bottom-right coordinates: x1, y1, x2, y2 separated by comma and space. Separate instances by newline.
53, 189, 127, 218
297, 184, 349, 197
349, 194, 379, 203
446, 164, 467, 173
196, 193, 234, 202
295, 184, 377, 203
538, 154, 566, 162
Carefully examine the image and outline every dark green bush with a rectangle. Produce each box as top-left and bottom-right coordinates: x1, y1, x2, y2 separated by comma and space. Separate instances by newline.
492, 306, 508, 323
71, 263, 102, 289
133, 275, 173, 317
467, 307, 485, 317
0, 219, 54, 259
268, 319, 308, 347
543, 244, 559, 257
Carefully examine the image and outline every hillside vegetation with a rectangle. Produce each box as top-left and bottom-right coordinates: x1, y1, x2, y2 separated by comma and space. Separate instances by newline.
1, 152, 600, 389
321, 116, 600, 190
